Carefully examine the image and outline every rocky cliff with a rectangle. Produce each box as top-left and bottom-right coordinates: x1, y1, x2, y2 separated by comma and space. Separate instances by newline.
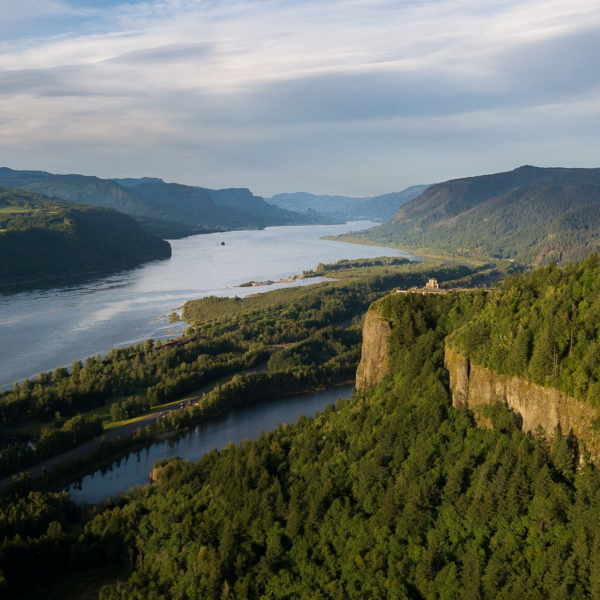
356, 308, 391, 392
445, 346, 600, 461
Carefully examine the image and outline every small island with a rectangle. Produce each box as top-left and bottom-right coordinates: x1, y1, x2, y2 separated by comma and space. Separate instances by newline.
235, 274, 307, 288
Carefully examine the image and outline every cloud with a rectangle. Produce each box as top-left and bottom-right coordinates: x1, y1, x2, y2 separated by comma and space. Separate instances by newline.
0, 0, 599, 195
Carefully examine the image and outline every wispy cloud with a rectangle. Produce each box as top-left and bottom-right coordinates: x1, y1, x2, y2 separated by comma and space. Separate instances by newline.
0, 0, 599, 195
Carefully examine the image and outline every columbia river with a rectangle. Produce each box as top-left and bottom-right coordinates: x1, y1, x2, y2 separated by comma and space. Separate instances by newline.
0, 221, 420, 389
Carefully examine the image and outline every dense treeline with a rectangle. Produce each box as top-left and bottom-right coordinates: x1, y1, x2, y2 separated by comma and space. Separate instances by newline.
182, 261, 483, 328
0, 490, 76, 595
267, 326, 361, 372
0, 337, 247, 425
0, 414, 103, 480
309, 255, 410, 275
84, 283, 600, 599
0, 188, 170, 284
450, 253, 600, 406
157, 325, 361, 432
146, 347, 269, 406
7, 277, 600, 598
5, 258, 600, 597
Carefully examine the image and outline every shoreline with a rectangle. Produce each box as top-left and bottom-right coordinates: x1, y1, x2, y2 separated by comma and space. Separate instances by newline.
0, 378, 356, 501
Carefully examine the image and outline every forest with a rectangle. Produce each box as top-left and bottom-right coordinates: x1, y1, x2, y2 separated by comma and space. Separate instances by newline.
0, 259, 483, 482
0, 188, 171, 284
449, 253, 600, 406
4, 256, 600, 598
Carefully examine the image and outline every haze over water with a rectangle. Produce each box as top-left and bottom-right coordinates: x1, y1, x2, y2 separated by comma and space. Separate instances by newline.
0, 221, 420, 389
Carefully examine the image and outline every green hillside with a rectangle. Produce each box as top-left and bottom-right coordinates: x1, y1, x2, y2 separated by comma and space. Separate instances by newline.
338, 166, 600, 265
0, 188, 171, 284
7, 257, 600, 598
449, 254, 600, 405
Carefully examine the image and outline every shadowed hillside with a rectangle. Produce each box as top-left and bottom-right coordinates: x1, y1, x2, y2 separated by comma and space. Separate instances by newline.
0, 187, 171, 284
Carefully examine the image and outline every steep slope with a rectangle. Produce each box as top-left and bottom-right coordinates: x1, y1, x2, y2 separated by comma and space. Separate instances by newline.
0, 187, 171, 284
357, 255, 600, 454
342, 166, 600, 265
111, 177, 164, 188
267, 184, 428, 222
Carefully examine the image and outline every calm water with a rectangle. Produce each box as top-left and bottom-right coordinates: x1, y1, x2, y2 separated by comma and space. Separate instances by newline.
0, 221, 420, 389
67, 384, 354, 504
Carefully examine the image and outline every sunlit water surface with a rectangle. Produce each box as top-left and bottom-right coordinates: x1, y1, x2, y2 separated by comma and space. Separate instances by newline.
0, 221, 420, 388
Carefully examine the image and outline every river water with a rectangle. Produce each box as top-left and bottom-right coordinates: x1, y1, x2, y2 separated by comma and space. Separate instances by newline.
66, 384, 354, 504
0, 221, 419, 389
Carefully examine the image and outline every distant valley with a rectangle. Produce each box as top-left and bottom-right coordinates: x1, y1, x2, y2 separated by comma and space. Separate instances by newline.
0, 169, 340, 240
0, 166, 432, 286
266, 185, 428, 222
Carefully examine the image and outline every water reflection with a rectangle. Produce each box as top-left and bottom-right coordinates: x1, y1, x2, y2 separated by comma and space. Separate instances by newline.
0, 221, 421, 388
66, 384, 354, 504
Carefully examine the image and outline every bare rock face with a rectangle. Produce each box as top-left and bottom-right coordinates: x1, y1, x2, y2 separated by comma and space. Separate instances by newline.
356, 308, 391, 393
446, 346, 600, 461
149, 465, 165, 483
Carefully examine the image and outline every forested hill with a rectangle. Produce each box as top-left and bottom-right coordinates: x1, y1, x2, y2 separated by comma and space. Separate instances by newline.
9, 256, 600, 598
267, 184, 429, 222
448, 254, 600, 406
339, 166, 600, 265
0, 168, 337, 239
0, 188, 171, 284
132, 182, 335, 238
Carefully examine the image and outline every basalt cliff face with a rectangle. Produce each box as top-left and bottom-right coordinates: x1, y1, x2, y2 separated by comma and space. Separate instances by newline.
445, 346, 600, 461
356, 309, 391, 392
356, 304, 600, 458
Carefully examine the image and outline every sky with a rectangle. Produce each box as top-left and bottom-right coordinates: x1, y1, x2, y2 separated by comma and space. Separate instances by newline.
0, 0, 599, 197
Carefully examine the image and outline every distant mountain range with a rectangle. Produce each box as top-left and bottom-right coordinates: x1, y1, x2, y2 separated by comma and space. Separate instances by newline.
0, 169, 340, 239
266, 185, 429, 222
0, 187, 171, 285
337, 166, 600, 265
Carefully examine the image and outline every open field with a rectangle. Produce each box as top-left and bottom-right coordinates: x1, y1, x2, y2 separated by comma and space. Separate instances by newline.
0, 205, 33, 213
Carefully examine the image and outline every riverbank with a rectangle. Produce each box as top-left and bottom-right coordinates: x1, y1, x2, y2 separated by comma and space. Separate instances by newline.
0, 220, 409, 390
0, 375, 356, 499
67, 383, 356, 505
321, 234, 501, 268
236, 273, 310, 287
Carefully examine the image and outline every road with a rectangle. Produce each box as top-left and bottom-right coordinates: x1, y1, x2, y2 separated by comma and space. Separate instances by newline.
0, 316, 360, 494
0, 361, 269, 493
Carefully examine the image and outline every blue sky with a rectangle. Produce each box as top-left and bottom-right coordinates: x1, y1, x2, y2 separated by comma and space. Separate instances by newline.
1, 0, 599, 197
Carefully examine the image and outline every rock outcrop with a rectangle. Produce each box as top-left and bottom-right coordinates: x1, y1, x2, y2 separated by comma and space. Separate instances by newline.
149, 465, 166, 483
356, 308, 391, 392
446, 346, 600, 461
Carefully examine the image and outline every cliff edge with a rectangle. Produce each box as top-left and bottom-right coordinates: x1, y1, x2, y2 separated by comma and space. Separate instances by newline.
356, 308, 391, 392
446, 346, 600, 461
